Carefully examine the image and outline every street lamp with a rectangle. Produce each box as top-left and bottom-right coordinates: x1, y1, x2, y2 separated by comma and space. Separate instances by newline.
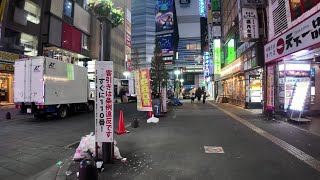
174, 70, 180, 80
123, 71, 130, 79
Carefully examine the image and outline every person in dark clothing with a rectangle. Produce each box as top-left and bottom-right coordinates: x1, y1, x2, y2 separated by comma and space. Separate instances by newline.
119, 88, 126, 103
195, 87, 202, 102
202, 90, 206, 103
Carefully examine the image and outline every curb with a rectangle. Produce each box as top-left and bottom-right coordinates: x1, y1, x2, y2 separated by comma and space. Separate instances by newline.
56, 156, 74, 180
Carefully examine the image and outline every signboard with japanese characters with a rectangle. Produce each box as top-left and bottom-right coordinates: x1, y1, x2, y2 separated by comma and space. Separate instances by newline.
241, 0, 265, 8
95, 61, 114, 143
239, 8, 259, 42
134, 70, 143, 111
265, 11, 320, 63
138, 69, 152, 111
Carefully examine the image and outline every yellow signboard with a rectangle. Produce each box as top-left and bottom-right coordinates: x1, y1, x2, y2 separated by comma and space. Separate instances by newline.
0, 51, 20, 62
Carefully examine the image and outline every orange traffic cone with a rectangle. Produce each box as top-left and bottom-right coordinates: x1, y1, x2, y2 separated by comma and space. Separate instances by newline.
148, 111, 153, 118
116, 110, 127, 135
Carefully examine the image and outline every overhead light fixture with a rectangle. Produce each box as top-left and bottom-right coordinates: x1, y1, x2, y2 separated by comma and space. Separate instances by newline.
291, 50, 309, 57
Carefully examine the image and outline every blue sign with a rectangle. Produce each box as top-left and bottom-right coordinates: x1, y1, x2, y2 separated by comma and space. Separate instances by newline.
199, 0, 205, 17
203, 52, 211, 82
156, 33, 174, 55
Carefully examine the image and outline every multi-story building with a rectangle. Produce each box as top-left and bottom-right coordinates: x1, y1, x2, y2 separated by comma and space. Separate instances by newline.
0, 0, 43, 105
131, 0, 155, 69
174, 0, 203, 87
0, 0, 129, 105
218, 0, 265, 109
264, 0, 320, 116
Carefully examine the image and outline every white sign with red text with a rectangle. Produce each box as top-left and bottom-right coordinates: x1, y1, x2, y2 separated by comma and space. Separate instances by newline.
95, 61, 114, 143
265, 11, 320, 63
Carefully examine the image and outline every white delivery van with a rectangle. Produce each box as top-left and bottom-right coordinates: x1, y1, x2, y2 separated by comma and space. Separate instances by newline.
14, 57, 94, 118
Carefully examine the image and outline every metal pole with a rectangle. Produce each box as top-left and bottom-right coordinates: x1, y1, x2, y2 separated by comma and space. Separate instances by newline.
100, 20, 114, 164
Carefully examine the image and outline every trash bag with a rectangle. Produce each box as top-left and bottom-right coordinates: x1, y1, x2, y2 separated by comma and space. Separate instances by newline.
73, 133, 122, 161
114, 145, 122, 159
73, 132, 101, 160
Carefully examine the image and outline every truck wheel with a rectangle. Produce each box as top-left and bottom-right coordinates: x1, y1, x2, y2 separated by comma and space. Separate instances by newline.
87, 103, 94, 112
58, 105, 69, 118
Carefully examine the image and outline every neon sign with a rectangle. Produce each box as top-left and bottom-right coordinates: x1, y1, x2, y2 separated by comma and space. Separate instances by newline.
203, 52, 211, 82
214, 39, 221, 74
199, 0, 205, 17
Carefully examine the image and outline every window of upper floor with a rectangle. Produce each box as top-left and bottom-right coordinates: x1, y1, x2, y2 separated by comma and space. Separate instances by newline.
186, 43, 201, 50
64, 0, 73, 18
290, 0, 320, 21
24, 0, 41, 24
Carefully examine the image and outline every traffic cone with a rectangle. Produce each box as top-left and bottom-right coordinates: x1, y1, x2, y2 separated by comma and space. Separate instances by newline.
148, 111, 153, 118
116, 110, 127, 135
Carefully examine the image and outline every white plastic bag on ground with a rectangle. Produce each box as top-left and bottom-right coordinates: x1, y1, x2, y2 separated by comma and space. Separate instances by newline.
73, 132, 96, 160
147, 115, 159, 123
73, 133, 122, 161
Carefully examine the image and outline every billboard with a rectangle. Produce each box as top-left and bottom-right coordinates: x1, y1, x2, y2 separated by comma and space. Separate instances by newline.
155, 0, 174, 33
156, 33, 174, 56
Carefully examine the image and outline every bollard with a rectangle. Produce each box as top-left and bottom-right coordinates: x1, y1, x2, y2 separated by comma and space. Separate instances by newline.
131, 117, 139, 128
5, 112, 11, 120
79, 158, 97, 180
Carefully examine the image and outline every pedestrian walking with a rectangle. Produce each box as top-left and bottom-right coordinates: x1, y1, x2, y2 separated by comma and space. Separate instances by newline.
195, 87, 202, 102
202, 90, 206, 104
190, 88, 195, 103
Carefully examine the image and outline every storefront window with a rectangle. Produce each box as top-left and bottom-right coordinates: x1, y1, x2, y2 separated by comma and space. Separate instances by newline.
186, 43, 201, 50
24, 0, 41, 24
290, 0, 303, 20
64, 0, 73, 17
20, 33, 38, 56
82, 34, 89, 50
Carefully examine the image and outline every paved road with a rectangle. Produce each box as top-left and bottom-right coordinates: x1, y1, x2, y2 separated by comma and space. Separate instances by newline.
67, 101, 320, 180
0, 102, 145, 180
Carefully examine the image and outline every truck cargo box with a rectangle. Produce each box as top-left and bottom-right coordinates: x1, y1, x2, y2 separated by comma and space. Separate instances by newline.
14, 57, 88, 105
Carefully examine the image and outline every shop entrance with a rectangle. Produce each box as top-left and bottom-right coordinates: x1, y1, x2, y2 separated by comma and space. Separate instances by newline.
0, 73, 13, 105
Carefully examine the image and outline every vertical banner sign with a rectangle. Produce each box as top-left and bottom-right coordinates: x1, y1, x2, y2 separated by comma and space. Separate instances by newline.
239, 7, 259, 41
139, 69, 152, 111
266, 65, 274, 110
95, 61, 114, 143
214, 39, 221, 74
134, 70, 143, 111
200, 17, 208, 53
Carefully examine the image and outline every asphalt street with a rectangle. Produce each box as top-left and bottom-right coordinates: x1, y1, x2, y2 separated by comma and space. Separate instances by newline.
0, 102, 145, 180
66, 100, 320, 180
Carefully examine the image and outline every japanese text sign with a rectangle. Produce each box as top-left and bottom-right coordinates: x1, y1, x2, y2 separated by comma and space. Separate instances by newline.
239, 8, 259, 42
138, 69, 152, 111
265, 11, 320, 63
95, 61, 114, 143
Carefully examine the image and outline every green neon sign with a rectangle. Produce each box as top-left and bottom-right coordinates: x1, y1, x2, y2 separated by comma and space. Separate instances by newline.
211, 0, 220, 10
214, 39, 221, 74
67, 64, 74, 80
227, 39, 236, 65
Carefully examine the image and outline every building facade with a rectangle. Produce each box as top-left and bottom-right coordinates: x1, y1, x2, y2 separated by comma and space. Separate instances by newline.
264, 0, 320, 115
217, 0, 265, 108
131, 0, 155, 69
0, 0, 42, 105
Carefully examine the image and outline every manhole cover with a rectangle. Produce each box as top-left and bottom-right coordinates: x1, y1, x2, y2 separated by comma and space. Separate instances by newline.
204, 146, 224, 154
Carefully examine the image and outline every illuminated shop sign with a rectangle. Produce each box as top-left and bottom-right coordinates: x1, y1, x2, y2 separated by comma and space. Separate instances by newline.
265, 10, 320, 63
289, 82, 309, 111
214, 39, 221, 74
220, 58, 243, 77
211, 0, 220, 10
203, 52, 211, 82
227, 39, 236, 64
199, 0, 205, 17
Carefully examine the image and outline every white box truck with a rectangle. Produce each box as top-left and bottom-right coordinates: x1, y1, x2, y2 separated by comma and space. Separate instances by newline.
14, 57, 94, 118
